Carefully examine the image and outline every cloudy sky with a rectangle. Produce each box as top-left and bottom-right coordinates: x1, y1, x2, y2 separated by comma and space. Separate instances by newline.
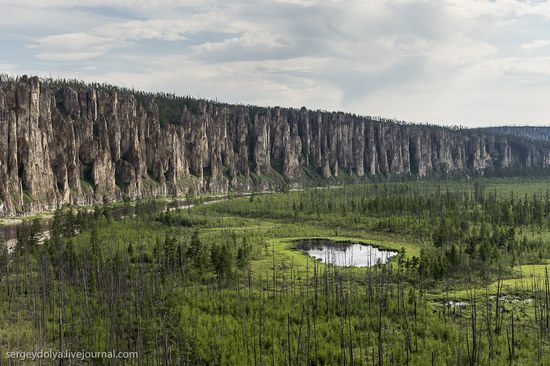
1, 0, 550, 127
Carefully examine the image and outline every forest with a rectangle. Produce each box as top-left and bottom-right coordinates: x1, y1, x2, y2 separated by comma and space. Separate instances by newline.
2, 177, 550, 365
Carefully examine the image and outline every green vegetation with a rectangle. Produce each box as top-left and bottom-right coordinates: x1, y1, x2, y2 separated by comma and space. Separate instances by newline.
2, 179, 550, 364
155, 94, 201, 127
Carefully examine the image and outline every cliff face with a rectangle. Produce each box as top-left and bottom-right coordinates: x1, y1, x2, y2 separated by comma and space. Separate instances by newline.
482, 127, 550, 143
1, 76, 550, 216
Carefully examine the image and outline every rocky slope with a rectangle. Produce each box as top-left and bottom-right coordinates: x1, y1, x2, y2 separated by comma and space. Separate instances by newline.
480, 126, 550, 142
1, 75, 550, 216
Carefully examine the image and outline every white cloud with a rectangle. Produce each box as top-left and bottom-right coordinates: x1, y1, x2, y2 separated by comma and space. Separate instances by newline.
79, 55, 342, 111
479, 57, 550, 80
521, 39, 550, 50
194, 32, 285, 53
97, 13, 255, 40
274, 0, 319, 6
427, 36, 498, 68
4, 0, 550, 125
32, 32, 121, 61
0, 63, 17, 74
0, 0, 215, 9
443, 0, 550, 20
100, 20, 189, 42
30, 13, 250, 61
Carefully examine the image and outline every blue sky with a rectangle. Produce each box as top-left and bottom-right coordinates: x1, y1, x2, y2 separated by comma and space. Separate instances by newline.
1, 0, 550, 126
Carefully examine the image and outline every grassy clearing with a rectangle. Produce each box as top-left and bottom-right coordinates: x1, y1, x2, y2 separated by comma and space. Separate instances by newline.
391, 176, 550, 197
440, 261, 550, 299
4, 177, 550, 365
250, 234, 420, 277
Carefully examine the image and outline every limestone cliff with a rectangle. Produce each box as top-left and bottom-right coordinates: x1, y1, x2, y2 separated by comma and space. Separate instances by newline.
481, 126, 550, 142
1, 75, 549, 216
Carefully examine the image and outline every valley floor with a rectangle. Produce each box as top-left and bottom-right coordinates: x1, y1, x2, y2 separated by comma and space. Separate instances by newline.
3, 177, 550, 365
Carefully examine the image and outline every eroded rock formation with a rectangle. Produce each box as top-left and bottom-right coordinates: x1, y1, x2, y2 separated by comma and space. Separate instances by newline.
1, 75, 549, 216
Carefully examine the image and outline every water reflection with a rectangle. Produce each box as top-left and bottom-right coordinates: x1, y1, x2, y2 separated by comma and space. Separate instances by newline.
295, 239, 397, 267
0, 200, 184, 245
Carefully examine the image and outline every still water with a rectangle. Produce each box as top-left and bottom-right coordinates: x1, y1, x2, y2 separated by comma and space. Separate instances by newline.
0, 194, 251, 251
0, 200, 186, 251
295, 239, 397, 267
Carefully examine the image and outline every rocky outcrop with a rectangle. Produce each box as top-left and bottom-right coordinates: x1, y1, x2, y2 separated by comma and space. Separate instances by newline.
1, 75, 550, 216
483, 126, 550, 142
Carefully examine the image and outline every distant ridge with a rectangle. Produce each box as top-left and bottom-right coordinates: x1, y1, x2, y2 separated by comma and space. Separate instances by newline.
477, 126, 550, 142
1, 75, 550, 216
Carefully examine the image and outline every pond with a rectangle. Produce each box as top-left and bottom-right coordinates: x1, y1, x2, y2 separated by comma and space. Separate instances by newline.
295, 239, 397, 267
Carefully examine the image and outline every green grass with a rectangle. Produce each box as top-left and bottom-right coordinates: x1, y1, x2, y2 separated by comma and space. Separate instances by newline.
250, 235, 420, 277
80, 178, 94, 193
393, 176, 550, 198
6, 177, 550, 365
441, 261, 550, 299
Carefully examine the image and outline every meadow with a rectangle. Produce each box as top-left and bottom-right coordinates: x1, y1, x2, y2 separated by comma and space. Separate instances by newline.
2, 177, 550, 364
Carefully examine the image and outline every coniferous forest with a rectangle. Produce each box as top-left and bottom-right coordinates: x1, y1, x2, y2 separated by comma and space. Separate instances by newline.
3, 178, 550, 365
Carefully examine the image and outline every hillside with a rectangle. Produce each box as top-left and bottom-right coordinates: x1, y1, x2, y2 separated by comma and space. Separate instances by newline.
1, 75, 550, 216
479, 126, 550, 142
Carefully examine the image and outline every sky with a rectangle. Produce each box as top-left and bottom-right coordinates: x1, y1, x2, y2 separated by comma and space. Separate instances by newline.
1, 0, 550, 127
